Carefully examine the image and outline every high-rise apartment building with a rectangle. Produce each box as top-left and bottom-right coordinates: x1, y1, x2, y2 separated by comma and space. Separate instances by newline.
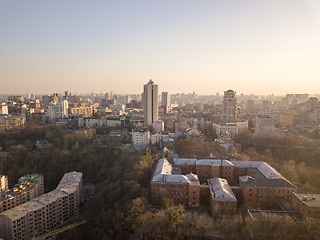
221, 90, 237, 123
161, 92, 170, 113
57, 100, 68, 118
143, 80, 158, 126
47, 100, 69, 120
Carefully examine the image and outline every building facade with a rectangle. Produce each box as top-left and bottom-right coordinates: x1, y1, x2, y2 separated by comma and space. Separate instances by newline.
161, 92, 170, 113
0, 176, 8, 192
0, 102, 8, 115
0, 115, 26, 132
221, 90, 237, 123
254, 115, 275, 137
132, 127, 150, 149
0, 172, 82, 240
0, 175, 44, 214
208, 177, 237, 216
69, 106, 93, 117
143, 80, 158, 126
152, 120, 164, 134
151, 158, 296, 214
151, 158, 201, 207
291, 193, 320, 218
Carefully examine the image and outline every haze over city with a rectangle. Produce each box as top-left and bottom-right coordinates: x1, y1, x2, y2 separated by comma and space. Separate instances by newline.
2, 1, 320, 238
1, 0, 320, 95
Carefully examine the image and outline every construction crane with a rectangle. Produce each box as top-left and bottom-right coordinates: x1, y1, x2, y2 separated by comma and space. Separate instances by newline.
33, 220, 86, 240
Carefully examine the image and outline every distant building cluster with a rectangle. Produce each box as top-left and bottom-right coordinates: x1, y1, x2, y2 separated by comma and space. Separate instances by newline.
0, 81, 319, 141
0, 171, 82, 240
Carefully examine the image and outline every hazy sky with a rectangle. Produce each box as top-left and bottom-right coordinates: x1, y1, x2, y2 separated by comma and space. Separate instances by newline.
1, 0, 320, 95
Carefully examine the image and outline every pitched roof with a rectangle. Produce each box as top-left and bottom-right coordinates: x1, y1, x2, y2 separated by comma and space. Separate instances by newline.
208, 177, 237, 202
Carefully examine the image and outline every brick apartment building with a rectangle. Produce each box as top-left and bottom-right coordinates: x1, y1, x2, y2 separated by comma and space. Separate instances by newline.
151, 158, 200, 207
208, 177, 237, 216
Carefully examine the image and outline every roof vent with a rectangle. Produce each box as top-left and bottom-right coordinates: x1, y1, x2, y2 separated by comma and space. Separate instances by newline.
302, 196, 308, 201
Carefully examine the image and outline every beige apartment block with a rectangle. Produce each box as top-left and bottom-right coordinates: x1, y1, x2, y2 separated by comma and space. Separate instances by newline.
0, 172, 82, 240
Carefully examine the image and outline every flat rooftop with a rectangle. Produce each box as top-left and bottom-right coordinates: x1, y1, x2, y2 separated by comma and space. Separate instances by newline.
0, 199, 44, 221
294, 193, 320, 208
35, 189, 68, 205
56, 171, 82, 194
17, 174, 43, 185
152, 159, 200, 186
8, 183, 36, 196
208, 177, 237, 202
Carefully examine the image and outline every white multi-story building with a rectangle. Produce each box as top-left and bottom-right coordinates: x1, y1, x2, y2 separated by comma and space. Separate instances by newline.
132, 128, 150, 149
213, 120, 248, 138
0, 103, 8, 115
143, 80, 158, 126
47, 100, 68, 120
47, 103, 56, 120
254, 115, 275, 137
151, 133, 170, 145
213, 123, 237, 138
57, 100, 68, 118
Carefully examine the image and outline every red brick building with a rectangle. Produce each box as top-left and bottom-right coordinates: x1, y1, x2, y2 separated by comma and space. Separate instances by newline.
291, 193, 320, 218
151, 159, 200, 207
151, 158, 296, 215
208, 177, 237, 216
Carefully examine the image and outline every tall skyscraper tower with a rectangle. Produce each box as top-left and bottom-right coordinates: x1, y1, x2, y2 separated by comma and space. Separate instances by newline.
143, 79, 158, 126
221, 90, 237, 123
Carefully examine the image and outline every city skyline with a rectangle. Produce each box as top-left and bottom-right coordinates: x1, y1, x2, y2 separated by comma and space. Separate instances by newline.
1, 0, 320, 95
